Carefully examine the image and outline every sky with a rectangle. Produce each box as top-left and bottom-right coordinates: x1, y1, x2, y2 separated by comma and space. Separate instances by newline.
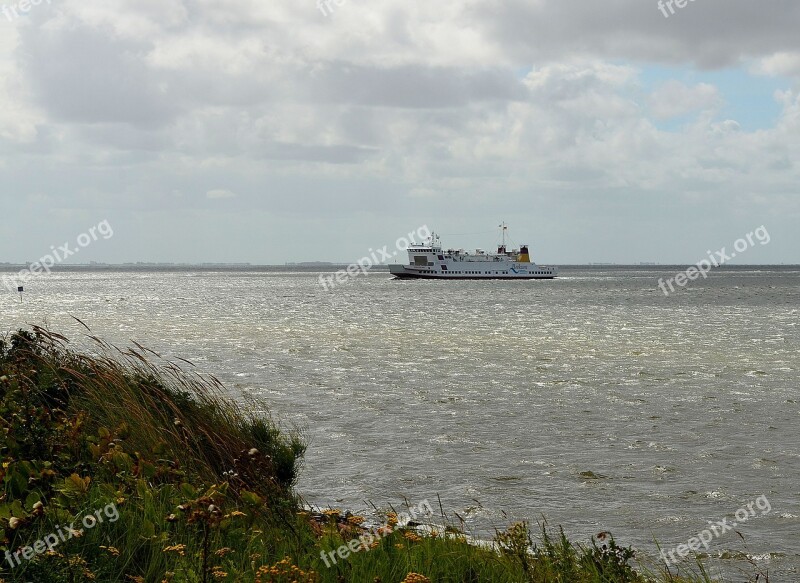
1, 0, 799, 265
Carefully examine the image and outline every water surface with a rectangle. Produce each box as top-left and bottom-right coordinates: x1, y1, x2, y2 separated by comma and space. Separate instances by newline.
2, 266, 798, 581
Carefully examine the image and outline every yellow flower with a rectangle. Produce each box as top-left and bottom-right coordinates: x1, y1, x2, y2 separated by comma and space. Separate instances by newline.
162, 544, 186, 556
401, 574, 431, 583
254, 557, 318, 583
347, 515, 365, 525
100, 545, 120, 556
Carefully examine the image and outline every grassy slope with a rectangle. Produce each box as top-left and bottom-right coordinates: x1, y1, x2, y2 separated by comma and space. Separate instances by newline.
0, 328, 720, 582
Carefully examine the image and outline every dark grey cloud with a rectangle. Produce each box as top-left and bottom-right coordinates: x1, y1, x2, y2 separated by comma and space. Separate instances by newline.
472, 0, 800, 67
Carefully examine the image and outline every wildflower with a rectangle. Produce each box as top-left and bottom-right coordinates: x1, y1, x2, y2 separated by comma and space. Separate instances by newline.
347, 515, 364, 525
322, 508, 340, 524
162, 544, 186, 556
7, 517, 21, 529
100, 545, 120, 556
402, 531, 422, 543
254, 557, 318, 583
401, 574, 431, 583
166, 513, 178, 522
214, 547, 233, 557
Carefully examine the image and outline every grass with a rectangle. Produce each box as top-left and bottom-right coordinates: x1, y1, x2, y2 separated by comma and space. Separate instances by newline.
0, 326, 753, 582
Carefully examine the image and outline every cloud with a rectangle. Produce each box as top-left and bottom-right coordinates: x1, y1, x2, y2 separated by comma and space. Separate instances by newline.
470, 0, 800, 68
753, 52, 800, 78
648, 81, 721, 119
0, 0, 799, 263
206, 189, 236, 199
21, 25, 179, 126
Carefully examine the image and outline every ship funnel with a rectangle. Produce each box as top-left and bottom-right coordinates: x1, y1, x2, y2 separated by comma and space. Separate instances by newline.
517, 245, 530, 263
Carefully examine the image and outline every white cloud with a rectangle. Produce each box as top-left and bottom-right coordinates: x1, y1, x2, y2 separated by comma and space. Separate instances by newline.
753, 52, 800, 77
648, 81, 721, 120
206, 189, 236, 199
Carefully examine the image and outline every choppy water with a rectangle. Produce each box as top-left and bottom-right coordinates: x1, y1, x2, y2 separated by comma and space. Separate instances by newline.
2, 266, 799, 581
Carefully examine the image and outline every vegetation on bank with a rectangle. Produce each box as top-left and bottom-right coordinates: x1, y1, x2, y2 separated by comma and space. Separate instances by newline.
0, 327, 730, 582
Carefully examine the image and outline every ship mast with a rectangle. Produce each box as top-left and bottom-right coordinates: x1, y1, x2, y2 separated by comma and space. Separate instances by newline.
499, 222, 508, 248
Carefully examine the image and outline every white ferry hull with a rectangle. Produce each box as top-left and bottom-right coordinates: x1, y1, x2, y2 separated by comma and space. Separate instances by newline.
388, 264, 557, 280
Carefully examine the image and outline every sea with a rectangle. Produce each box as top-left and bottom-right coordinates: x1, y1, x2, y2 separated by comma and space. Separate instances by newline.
2, 265, 798, 582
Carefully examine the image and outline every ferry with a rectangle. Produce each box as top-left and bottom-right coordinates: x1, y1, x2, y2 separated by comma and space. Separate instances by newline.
388, 224, 557, 280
